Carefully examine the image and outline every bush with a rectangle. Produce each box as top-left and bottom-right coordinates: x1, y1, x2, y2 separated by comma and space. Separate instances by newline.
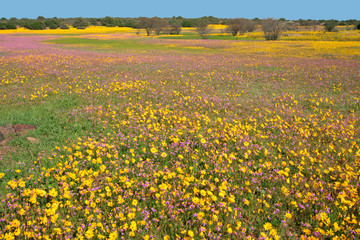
182, 19, 195, 27
0, 23, 6, 30
169, 18, 182, 35
73, 17, 89, 29
45, 18, 60, 29
60, 24, 69, 29
5, 22, 17, 29
262, 18, 284, 40
226, 18, 256, 36
24, 20, 46, 30
101, 16, 118, 27
324, 21, 338, 32
195, 18, 211, 39
356, 23, 360, 30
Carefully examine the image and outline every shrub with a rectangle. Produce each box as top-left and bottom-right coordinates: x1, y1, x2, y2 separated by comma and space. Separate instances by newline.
356, 23, 360, 30
60, 24, 69, 29
324, 20, 338, 32
138, 17, 158, 36
226, 18, 256, 36
5, 22, 17, 29
262, 18, 284, 40
24, 20, 46, 30
73, 17, 89, 29
169, 18, 182, 35
45, 18, 60, 29
0, 23, 6, 30
101, 16, 118, 27
195, 18, 211, 39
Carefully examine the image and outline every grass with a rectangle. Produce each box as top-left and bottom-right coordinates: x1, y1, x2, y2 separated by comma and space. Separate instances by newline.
0, 93, 100, 197
46, 37, 215, 53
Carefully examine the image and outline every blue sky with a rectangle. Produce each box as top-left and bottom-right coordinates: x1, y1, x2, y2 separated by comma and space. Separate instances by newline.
1, 0, 359, 20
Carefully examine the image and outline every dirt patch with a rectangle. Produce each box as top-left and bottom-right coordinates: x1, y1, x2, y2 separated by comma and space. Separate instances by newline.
13, 124, 37, 136
0, 124, 39, 156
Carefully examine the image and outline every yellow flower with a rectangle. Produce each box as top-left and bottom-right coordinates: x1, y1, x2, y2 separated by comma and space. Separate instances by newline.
150, 147, 158, 154
132, 199, 138, 206
109, 231, 118, 240
14, 228, 21, 236
163, 235, 170, 240
285, 212, 292, 219
18, 180, 26, 188
227, 227, 233, 234
4, 232, 15, 240
263, 222, 272, 230
49, 188, 58, 197
0, 172, 5, 178
130, 221, 137, 231
188, 230, 194, 237
85, 229, 94, 239
160, 152, 167, 158
127, 212, 135, 220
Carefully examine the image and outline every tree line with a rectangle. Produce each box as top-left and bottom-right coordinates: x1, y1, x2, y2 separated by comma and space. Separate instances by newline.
1, 16, 359, 40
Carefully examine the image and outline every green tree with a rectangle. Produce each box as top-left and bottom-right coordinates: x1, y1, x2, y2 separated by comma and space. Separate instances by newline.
73, 17, 89, 29
324, 20, 338, 32
101, 16, 118, 27
24, 20, 46, 30
169, 18, 182, 34
5, 22, 17, 29
45, 18, 60, 29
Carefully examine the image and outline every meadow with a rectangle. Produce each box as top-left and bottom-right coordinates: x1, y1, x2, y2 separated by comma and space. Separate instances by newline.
0, 27, 360, 240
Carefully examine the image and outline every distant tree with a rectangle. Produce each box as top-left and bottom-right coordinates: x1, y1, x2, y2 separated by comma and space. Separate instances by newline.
324, 20, 338, 32
124, 18, 139, 28
60, 23, 69, 29
138, 17, 158, 36
153, 17, 167, 35
116, 19, 125, 27
356, 23, 360, 30
45, 18, 60, 29
5, 21, 17, 29
37, 16, 45, 21
226, 19, 241, 36
182, 19, 195, 27
169, 18, 182, 34
88, 18, 100, 26
261, 18, 284, 40
8, 17, 19, 26
101, 16, 118, 27
73, 17, 89, 29
226, 18, 256, 36
195, 18, 211, 39
283, 21, 299, 31
24, 20, 46, 30
245, 19, 257, 32
0, 23, 6, 30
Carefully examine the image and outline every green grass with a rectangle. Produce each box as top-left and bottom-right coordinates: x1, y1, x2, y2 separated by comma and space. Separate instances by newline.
158, 32, 258, 41
0, 93, 99, 197
46, 37, 214, 53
